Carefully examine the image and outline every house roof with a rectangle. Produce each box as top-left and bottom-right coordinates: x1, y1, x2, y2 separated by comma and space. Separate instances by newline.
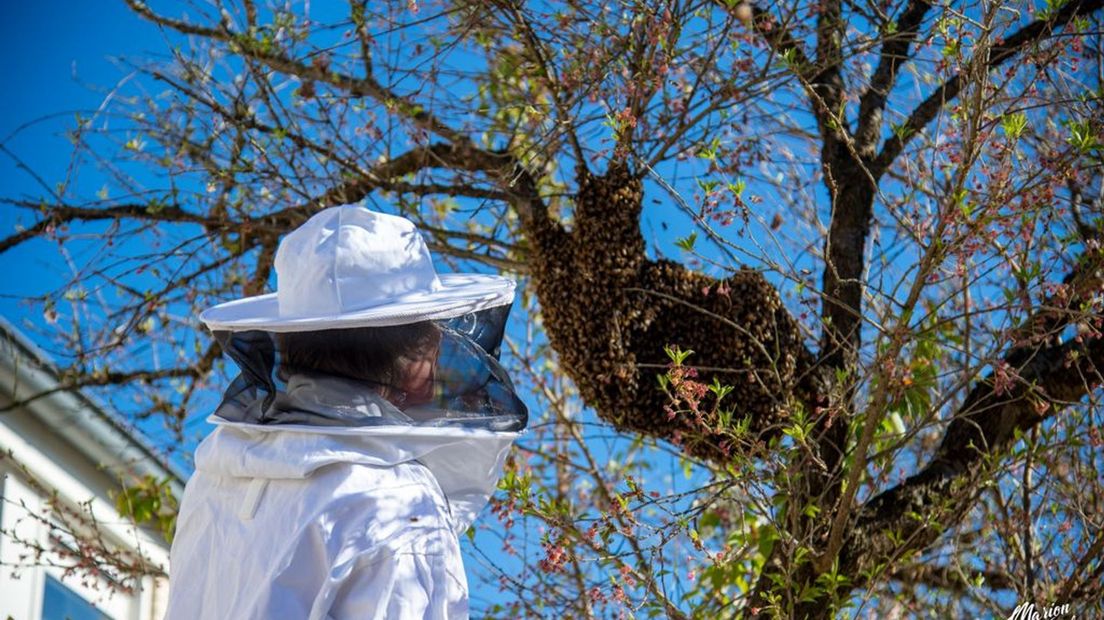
0, 315, 187, 497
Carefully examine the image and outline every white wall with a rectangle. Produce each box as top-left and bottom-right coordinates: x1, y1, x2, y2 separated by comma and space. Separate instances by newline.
0, 406, 170, 620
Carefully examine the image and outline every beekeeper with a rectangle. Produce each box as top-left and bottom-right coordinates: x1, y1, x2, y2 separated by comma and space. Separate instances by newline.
164, 205, 528, 619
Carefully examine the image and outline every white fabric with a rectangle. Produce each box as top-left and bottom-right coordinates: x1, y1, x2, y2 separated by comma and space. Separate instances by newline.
199, 206, 515, 332
276, 206, 443, 316
165, 418, 518, 620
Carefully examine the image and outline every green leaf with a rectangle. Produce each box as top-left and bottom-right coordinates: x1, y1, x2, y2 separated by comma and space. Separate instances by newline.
664, 344, 694, 365
1001, 112, 1028, 141
675, 232, 698, 252
1066, 119, 1101, 153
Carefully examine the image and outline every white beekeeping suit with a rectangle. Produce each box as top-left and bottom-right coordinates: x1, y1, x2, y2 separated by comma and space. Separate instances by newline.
165, 206, 527, 620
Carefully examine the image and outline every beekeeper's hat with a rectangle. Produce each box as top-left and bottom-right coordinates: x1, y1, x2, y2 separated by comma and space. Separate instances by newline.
199, 205, 514, 332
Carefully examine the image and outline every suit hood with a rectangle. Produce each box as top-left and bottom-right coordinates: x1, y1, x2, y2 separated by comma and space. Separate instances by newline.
195, 417, 518, 533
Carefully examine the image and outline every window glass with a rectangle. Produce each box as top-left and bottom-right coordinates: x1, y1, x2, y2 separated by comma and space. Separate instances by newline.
42, 575, 113, 620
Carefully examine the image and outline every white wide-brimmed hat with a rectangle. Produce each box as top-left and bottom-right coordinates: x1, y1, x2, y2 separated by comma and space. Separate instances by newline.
199, 205, 515, 332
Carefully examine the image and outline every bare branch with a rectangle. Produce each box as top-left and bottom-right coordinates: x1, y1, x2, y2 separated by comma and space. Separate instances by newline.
0, 365, 208, 414
835, 248, 1104, 592
854, 0, 935, 153
874, 0, 1104, 174
125, 0, 469, 144
812, 0, 845, 133
889, 563, 1017, 593
496, 0, 588, 173
0, 203, 215, 253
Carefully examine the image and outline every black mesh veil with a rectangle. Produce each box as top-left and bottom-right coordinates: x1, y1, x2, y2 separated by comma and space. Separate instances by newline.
209, 303, 527, 432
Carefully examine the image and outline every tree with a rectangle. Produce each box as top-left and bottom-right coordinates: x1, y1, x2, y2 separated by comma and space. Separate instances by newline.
2, 0, 1103, 617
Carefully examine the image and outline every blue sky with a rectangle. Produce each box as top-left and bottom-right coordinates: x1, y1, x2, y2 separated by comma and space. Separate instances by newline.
1, 0, 162, 323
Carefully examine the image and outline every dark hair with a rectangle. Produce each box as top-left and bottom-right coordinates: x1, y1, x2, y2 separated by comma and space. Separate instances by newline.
275, 322, 440, 386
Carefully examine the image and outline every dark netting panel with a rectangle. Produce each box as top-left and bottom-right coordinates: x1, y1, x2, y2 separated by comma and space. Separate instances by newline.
209, 303, 526, 432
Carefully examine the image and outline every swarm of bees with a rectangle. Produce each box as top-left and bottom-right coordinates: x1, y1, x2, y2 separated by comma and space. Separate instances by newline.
529, 165, 812, 462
